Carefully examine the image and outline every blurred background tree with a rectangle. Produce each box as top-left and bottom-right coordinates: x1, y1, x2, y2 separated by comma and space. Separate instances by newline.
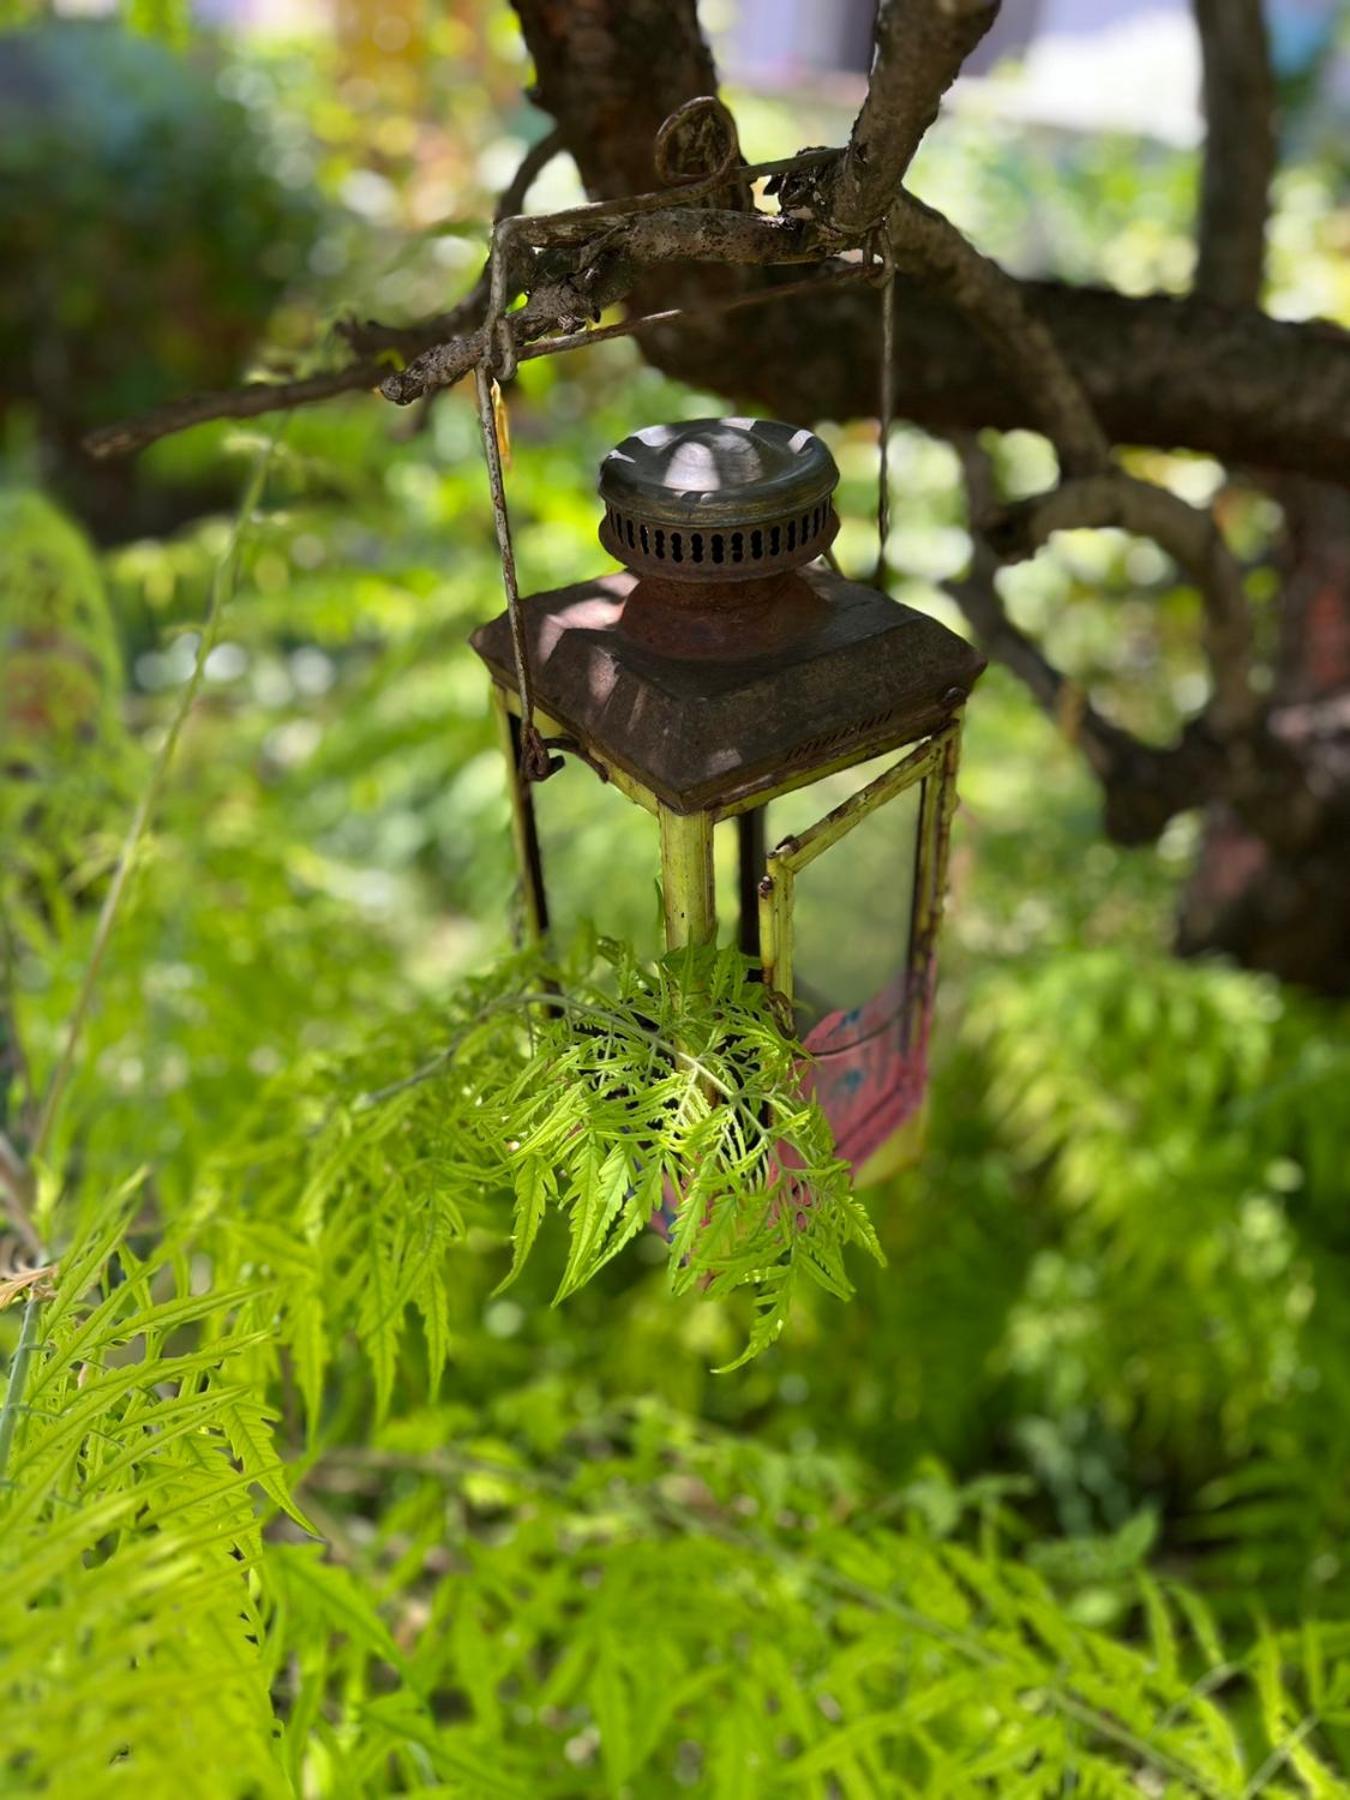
6, 0, 1348, 988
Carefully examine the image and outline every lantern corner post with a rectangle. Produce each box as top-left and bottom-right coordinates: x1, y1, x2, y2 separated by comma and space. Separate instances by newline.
916, 719, 965, 963
657, 805, 717, 951
756, 857, 794, 1006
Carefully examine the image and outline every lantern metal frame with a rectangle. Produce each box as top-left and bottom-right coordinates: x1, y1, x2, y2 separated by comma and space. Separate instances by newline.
489, 681, 964, 1184
490, 686, 961, 950
468, 114, 981, 1181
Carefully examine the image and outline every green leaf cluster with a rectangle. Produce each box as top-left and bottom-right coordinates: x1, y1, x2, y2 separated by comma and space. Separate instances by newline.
0, 1200, 285, 1796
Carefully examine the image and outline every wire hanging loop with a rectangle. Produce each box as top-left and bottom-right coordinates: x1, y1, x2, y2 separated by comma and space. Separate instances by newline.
869, 215, 898, 588
653, 95, 742, 189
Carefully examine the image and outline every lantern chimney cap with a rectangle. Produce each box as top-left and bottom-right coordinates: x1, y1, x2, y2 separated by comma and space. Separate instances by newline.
598, 417, 839, 582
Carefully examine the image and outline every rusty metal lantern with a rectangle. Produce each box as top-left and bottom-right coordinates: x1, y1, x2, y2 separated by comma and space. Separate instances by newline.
472, 413, 984, 1182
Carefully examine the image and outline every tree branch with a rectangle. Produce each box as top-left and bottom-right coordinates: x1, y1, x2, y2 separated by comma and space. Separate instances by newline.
830, 0, 1003, 231
379, 210, 837, 406
986, 473, 1256, 734
84, 364, 384, 461
86, 254, 1350, 478
947, 438, 1221, 843
1192, 0, 1276, 309
953, 438, 1332, 859
618, 277, 1350, 484
29, 440, 277, 1184
890, 194, 1110, 477
511, 0, 720, 201
84, 0, 1350, 486
884, 190, 1260, 736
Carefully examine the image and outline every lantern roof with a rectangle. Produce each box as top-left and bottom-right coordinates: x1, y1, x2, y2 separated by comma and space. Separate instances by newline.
471, 415, 983, 814
471, 562, 984, 816
599, 417, 838, 529
598, 417, 840, 583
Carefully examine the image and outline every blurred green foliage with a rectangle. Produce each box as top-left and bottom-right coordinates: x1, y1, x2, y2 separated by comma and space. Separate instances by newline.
0, 20, 318, 496
2, 5, 1349, 1793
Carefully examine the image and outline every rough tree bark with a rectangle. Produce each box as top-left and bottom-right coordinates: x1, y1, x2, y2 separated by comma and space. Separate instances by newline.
1172, 0, 1350, 989
517, 0, 1350, 996
87, 0, 1350, 992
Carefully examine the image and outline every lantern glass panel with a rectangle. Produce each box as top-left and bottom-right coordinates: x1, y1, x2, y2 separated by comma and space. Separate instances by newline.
532, 759, 663, 959
714, 817, 745, 946
769, 752, 923, 1032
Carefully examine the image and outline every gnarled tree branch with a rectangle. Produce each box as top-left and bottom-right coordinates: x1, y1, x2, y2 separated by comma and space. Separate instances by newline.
986, 473, 1256, 734
948, 436, 1225, 845
889, 194, 1110, 477
1192, 0, 1276, 309
381, 209, 840, 405
84, 364, 386, 461
829, 0, 1003, 231
84, 0, 1350, 481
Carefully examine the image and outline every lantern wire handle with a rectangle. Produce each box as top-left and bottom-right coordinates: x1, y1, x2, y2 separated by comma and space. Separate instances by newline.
473, 361, 556, 783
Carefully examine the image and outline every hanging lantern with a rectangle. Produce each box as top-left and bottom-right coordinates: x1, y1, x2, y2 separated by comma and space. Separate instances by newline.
471, 415, 983, 1183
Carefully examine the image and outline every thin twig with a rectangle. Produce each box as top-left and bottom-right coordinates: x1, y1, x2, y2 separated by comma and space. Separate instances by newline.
889, 194, 1110, 478
945, 434, 1219, 845
0, 897, 41, 1259
1239, 1711, 1321, 1798
986, 471, 1257, 735
85, 365, 380, 461
949, 438, 1147, 776
28, 435, 280, 1176
0, 900, 32, 1129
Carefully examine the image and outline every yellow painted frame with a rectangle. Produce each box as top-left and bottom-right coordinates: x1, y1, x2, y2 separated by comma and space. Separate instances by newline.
492, 681, 964, 1000
758, 722, 958, 1005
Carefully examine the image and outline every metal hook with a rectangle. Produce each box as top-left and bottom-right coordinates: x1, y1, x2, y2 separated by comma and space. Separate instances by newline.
653, 96, 742, 190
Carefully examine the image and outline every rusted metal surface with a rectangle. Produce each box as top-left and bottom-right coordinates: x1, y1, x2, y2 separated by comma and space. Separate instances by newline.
470, 562, 984, 816
597, 418, 840, 585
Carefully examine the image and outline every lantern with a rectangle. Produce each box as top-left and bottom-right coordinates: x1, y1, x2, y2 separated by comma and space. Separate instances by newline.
471, 416, 984, 1183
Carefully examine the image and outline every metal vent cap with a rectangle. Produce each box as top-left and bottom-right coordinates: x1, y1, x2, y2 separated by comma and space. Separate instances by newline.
599, 417, 839, 583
